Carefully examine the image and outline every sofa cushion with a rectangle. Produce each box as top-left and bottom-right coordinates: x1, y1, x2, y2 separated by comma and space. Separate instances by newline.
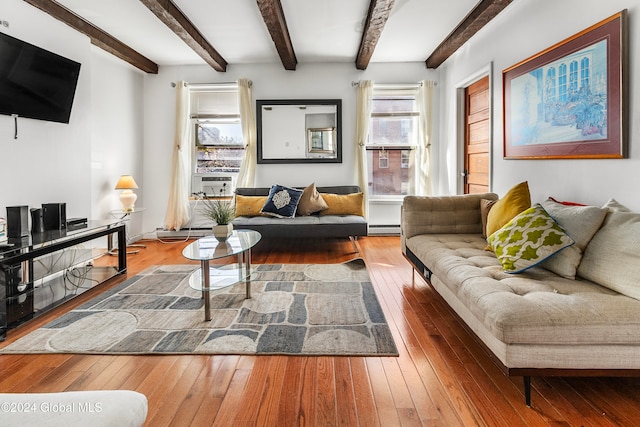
405, 233, 640, 346
402, 193, 498, 239
577, 211, 640, 300
297, 183, 328, 216
232, 214, 367, 238
602, 198, 631, 212
547, 196, 586, 206
260, 184, 303, 218
540, 198, 607, 279
485, 181, 531, 238
320, 192, 364, 216
480, 198, 497, 238
488, 204, 574, 273
235, 195, 268, 217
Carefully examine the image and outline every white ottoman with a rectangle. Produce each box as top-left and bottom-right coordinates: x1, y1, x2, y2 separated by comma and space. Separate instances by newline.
0, 390, 148, 427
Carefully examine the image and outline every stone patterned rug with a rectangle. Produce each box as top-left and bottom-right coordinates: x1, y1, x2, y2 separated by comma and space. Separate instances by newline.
0, 260, 398, 356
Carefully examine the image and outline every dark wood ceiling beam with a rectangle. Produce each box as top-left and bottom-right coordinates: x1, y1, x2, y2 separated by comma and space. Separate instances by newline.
257, 0, 297, 70
23, 0, 158, 74
356, 0, 395, 70
426, 0, 513, 69
139, 0, 227, 72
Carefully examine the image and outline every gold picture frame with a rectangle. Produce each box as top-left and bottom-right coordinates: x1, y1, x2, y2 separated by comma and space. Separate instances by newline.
502, 10, 627, 159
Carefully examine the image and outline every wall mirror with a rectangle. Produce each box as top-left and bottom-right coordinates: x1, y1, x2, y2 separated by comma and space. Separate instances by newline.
257, 99, 342, 164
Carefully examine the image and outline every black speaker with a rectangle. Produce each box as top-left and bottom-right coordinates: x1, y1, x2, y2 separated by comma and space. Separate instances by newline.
30, 208, 45, 234
0, 260, 33, 324
42, 203, 67, 231
6, 205, 29, 238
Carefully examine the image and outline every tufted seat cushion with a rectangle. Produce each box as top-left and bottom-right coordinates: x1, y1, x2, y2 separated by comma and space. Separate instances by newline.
405, 233, 640, 346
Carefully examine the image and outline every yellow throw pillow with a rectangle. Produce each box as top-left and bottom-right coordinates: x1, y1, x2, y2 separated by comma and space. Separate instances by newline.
486, 181, 531, 238
234, 195, 268, 217
319, 192, 364, 216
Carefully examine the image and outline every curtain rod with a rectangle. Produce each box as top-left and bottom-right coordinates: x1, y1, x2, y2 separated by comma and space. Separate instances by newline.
351, 81, 436, 88
170, 81, 252, 88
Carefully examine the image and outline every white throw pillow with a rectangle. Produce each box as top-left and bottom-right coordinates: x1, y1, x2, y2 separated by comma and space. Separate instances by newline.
602, 198, 632, 212
577, 211, 640, 299
540, 199, 608, 279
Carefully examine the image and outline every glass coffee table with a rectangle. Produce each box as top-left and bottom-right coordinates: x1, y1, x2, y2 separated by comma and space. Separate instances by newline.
182, 230, 261, 321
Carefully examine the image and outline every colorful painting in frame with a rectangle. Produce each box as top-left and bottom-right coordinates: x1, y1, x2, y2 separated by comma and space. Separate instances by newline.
502, 10, 627, 159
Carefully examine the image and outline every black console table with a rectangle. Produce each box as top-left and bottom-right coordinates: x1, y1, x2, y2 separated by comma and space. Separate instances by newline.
0, 220, 127, 340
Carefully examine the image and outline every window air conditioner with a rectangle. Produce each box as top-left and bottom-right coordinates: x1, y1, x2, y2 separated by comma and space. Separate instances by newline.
192, 175, 235, 197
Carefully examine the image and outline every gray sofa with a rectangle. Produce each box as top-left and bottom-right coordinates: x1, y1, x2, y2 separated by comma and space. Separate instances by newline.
401, 192, 640, 406
232, 186, 367, 245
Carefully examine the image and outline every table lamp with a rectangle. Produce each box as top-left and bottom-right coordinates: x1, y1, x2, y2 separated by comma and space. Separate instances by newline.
115, 175, 139, 212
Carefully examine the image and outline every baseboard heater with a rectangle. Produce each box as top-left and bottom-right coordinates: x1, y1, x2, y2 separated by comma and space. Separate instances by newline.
368, 224, 401, 235
159, 225, 401, 238
156, 228, 211, 239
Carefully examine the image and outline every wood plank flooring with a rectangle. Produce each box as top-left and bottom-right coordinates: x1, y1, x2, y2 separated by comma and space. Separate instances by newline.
2, 236, 640, 426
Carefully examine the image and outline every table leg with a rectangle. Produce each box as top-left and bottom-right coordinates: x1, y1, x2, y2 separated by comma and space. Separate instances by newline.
245, 249, 252, 299
201, 259, 211, 321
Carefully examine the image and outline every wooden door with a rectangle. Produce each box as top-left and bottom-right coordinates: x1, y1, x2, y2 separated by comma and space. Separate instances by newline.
463, 76, 490, 194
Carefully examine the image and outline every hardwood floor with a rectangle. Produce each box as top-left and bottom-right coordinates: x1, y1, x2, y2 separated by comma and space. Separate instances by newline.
2, 236, 640, 426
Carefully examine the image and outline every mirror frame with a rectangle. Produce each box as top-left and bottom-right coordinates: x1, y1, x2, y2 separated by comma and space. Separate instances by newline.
256, 99, 342, 164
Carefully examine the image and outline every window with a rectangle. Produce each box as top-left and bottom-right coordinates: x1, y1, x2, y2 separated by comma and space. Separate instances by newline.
569, 60, 578, 96
366, 88, 419, 198
190, 86, 244, 194
545, 67, 556, 102
580, 57, 590, 88
195, 122, 244, 174
378, 150, 389, 168
558, 63, 567, 102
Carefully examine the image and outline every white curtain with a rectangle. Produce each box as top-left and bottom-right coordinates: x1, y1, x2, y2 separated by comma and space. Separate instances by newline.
416, 80, 436, 196
235, 78, 256, 188
163, 81, 192, 230
355, 80, 373, 219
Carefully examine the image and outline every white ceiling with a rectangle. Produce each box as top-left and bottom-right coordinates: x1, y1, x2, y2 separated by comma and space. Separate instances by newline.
52, 0, 481, 68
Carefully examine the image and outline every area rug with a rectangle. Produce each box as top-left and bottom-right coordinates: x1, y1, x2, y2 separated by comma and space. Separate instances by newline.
0, 259, 398, 356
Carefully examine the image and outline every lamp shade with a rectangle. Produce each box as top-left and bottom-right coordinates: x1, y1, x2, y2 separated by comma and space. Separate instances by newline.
115, 175, 138, 190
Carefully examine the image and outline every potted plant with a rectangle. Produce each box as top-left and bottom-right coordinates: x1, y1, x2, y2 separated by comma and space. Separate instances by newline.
200, 196, 235, 241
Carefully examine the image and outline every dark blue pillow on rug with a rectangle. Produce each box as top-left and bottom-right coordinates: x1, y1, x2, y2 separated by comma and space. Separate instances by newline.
261, 184, 304, 218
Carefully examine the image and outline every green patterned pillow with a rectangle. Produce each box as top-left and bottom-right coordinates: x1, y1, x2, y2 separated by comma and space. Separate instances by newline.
487, 204, 574, 273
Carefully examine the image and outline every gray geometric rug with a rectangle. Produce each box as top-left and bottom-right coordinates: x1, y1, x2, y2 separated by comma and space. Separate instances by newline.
0, 259, 398, 356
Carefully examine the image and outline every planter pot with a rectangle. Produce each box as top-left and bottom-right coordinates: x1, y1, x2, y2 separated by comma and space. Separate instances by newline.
213, 223, 233, 242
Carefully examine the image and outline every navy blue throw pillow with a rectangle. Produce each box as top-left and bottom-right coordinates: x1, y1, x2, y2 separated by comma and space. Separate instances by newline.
260, 185, 304, 218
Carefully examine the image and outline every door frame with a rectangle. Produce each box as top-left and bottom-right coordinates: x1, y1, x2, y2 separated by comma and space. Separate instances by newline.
455, 63, 494, 195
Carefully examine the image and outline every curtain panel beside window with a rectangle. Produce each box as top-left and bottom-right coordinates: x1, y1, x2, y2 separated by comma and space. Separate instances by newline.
164, 81, 192, 231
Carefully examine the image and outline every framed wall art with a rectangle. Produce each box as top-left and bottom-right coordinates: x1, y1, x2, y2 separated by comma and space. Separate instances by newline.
502, 10, 627, 159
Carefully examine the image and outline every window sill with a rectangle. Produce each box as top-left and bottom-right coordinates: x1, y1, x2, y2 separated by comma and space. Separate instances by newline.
368, 197, 405, 204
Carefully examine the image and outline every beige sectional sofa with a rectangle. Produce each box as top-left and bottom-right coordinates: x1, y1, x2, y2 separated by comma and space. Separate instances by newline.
400, 192, 640, 406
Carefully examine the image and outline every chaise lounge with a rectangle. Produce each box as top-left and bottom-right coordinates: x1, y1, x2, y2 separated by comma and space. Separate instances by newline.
401, 189, 640, 405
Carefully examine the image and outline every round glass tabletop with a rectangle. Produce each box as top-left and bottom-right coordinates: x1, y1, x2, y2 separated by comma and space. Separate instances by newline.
182, 230, 261, 261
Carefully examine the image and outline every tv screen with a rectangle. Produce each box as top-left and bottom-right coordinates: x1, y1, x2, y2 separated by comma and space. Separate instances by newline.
0, 32, 81, 124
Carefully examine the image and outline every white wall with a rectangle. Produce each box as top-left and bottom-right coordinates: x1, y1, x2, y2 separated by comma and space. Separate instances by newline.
142, 62, 438, 231
7, 0, 637, 238
90, 48, 145, 238
1, 0, 145, 237
438, 0, 640, 211
0, 0, 92, 218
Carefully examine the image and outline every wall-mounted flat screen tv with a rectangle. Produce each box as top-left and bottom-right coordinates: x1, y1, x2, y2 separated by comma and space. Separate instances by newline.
0, 32, 81, 124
